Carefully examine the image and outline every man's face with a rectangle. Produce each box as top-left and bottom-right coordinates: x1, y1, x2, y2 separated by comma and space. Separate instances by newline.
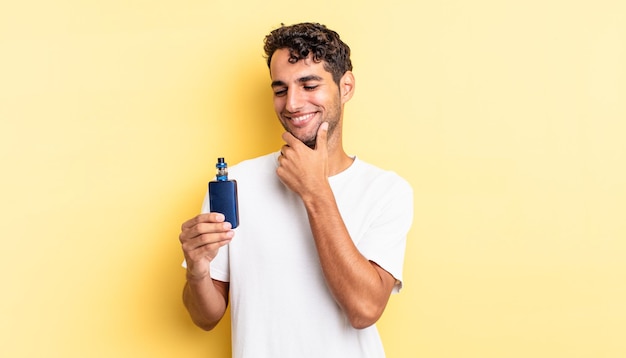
270, 48, 342, 148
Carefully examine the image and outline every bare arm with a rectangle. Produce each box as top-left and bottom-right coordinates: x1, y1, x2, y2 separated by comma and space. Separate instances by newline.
183, 278, 229, 331
303, 185, 397, 329
179, 213, 233, 330
277, 123, 397, 329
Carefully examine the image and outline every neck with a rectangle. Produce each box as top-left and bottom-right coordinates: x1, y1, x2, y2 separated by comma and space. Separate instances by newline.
325, 135, 354, 177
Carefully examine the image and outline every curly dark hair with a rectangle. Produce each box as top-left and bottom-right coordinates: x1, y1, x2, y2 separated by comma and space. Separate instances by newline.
263, 22, 353, 85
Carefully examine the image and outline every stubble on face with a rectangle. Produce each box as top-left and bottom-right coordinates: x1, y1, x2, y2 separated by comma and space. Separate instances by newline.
299, 125, 319, 149
271, 50, 342, 150
281, 103, 339, 149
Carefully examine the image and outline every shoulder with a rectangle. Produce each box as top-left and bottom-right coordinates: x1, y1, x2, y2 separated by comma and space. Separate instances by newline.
229, 152, 279, 176
350, 158, 413, 195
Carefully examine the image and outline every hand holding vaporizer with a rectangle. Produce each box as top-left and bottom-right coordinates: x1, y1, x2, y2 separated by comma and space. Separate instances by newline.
209, 157, 239, 228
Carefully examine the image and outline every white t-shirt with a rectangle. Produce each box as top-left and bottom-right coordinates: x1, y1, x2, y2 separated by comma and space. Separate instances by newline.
202, 152, 413, 358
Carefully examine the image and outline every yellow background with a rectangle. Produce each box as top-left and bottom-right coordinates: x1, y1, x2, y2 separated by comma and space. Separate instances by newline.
1, 0, 625, 357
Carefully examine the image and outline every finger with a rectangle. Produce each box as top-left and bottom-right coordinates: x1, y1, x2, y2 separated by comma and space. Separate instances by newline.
196, 229, 234, 246
184, 235, 233, 264
315, 122, 329, 151
281, 131, 303, 148
182, 227, 234, 250
181, 212, 225, 230
180, 217, 230, 244
195, 237, 232, 256
191, 221, 232, 241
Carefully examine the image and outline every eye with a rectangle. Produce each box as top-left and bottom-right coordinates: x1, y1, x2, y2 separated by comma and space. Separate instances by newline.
273, 89, 287, 97
304, 85, 318, 91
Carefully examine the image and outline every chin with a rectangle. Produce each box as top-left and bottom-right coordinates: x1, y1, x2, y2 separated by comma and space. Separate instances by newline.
293, 133, 316, 148
288, 129, 317, 148
303, 139, 316, 149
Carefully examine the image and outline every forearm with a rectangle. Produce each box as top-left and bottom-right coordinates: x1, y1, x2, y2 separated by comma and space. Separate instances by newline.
302, 185, 393, 329
183, 274, 229, 331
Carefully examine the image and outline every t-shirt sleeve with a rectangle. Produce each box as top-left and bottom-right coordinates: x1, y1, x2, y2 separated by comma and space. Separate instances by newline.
357, 175, 413, 293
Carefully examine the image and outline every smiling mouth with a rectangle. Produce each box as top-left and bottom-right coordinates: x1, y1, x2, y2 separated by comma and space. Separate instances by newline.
288, 112, 316, 125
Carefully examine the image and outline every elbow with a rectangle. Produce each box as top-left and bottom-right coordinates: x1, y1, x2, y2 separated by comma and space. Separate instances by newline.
193, 318, 219, 331
350, 317, 377, 330
187, 308, 224, 331
346, 301, 386, 330
182, 281, 228, 332
348, 311, 382, 330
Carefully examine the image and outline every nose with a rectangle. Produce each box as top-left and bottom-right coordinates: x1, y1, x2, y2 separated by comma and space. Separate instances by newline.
285, 88, 303, 113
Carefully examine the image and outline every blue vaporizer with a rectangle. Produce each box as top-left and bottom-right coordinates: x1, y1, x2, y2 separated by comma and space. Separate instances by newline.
208, 157, 239, 228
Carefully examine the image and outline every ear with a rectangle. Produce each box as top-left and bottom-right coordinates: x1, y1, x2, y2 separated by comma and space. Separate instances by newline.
339, 71, 355, 104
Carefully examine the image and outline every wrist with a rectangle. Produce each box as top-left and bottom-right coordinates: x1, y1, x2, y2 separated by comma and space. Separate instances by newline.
301, 183, 336, 214
186, 268, 211, 283
300, 179, 332, 203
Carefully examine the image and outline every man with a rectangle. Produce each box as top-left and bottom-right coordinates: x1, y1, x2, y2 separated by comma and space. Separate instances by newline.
179, 22, 413, 357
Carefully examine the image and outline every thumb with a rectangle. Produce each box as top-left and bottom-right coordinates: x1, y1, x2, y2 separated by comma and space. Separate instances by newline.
315, 122, 329, 151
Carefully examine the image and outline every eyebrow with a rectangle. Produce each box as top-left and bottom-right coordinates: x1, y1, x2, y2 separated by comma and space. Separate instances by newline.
271, 75, 324, 88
